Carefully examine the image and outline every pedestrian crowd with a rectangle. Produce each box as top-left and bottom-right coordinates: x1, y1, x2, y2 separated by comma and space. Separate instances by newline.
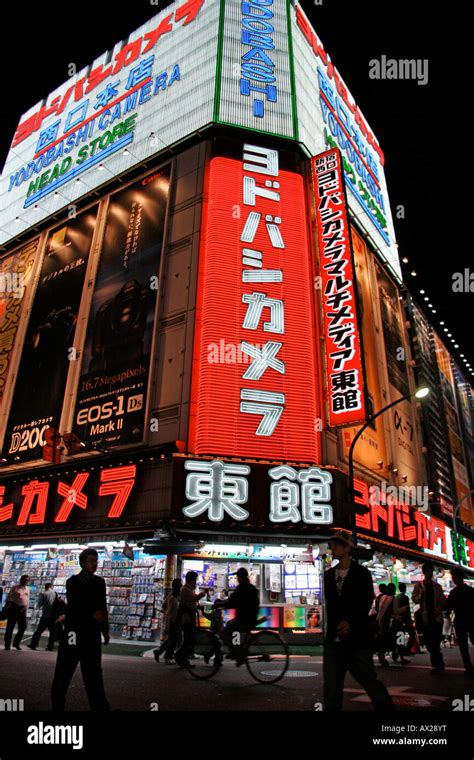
1, 536, 474, 712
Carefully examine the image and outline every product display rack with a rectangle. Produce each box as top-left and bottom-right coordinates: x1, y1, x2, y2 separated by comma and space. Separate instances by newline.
0, 551, 167, 642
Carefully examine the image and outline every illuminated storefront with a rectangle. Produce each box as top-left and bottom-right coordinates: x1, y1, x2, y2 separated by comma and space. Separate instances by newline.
1, 0, 473, 647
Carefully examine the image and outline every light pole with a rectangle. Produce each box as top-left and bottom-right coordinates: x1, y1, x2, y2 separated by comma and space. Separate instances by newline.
348, 386, 430, 556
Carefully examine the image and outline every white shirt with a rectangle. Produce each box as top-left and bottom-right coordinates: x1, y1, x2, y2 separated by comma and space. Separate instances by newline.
7, 584, 30, 608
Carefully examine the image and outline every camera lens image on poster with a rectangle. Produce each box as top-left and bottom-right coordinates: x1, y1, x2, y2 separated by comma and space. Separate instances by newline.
4, 211, 97, 462
73, 168, 170, 449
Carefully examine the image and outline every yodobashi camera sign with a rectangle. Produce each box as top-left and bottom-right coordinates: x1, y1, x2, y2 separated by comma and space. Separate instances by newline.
217, 0, 295, 139
0, 0, 218, 246
290, 2, 401, 281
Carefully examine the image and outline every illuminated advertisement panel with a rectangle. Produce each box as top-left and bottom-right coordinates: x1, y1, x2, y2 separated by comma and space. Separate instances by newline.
311, 149, 366, 428
342, 228, 387, 469
3, 209, 98, 462
171, 457, 341, 528
189, 144, 321, 462
0, 0, 217, 246
0, 240, 39, 410
217, 0, 295, 138
0, 461, 140, 535
291, 2, 400, 280
374, 260, 423, 487
434, 333, 474, 526
73, 169, 170, 449
354, 477, 474, 571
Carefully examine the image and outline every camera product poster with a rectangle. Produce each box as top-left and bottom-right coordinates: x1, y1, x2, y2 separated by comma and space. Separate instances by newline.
73, 168, 170, 449
4, 209, 98, 462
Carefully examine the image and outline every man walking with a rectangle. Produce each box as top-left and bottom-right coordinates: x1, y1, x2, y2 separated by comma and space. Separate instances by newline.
323, 530, 394, 711
4, 575, 30, 650
447, 568, 474, 677
412, 561, 445, 673
51, 548, 110, 711
28, 583, 57, 651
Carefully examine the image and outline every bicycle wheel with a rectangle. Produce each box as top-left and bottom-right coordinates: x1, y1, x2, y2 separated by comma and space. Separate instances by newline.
245, 630, 289, 684
187, 629, 222, 680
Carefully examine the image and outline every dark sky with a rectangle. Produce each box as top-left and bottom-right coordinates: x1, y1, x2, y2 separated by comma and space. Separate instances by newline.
1, 0, 472, 371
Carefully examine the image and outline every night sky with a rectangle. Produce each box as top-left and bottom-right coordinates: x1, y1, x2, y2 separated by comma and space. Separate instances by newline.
1, 0, 472, 369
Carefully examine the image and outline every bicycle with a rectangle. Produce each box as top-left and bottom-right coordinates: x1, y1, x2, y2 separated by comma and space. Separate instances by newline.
186, 614, 290, 684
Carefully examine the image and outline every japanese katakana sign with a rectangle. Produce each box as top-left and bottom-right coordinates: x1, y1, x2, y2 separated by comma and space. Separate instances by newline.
312, 148, 367, 428
189, 142, 321, 462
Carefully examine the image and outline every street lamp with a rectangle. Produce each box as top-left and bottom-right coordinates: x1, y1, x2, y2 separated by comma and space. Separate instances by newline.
348, 386, 430, 557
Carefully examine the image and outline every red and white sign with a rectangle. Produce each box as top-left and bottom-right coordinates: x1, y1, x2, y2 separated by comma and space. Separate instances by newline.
312, 148, 366, 428
189, 145, 321, 462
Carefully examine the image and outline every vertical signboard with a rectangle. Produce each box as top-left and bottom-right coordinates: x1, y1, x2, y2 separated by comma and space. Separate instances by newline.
290, 2, 400, 280
217, 0, 295, 139
342, 228, 387, 470
4, 210, 98, 462
73, 168, 170, 449
311, 148, 366, 428
0, 240, 39, 411
189, 143, 321, 462
434, 333, 474, 526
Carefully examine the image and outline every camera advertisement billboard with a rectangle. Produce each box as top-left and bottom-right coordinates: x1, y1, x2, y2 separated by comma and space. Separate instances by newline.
3, 210, 98, 462
0, 239, 39, 412
73, 168, 170, 449
341, 228, 388, 471
375, 259, 422, 487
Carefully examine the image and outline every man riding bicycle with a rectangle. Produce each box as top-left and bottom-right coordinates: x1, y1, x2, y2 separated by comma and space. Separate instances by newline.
214, 568, 260, 666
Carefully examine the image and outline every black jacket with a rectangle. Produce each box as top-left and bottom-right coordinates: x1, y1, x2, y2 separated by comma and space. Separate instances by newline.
65, 572, 109, 643
447, 585, 474, 630
221, 581, 260, 629
324, 561, 374, 647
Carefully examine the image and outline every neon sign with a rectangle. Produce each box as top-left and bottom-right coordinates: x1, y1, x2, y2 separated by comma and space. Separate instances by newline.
189, 143, 321, 461
11, 0, 203, 150
240, 0, 278, 117
181, 459, 334, 525
354, 477, 474, 570
0, 464, 137, 528
312, 148, 366, 428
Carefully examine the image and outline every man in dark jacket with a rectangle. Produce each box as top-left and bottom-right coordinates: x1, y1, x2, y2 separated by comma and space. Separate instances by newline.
216, 568, 260, 665
323, 530, 394, 711
447, 567, 474, 676
51, 548, 110, 711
